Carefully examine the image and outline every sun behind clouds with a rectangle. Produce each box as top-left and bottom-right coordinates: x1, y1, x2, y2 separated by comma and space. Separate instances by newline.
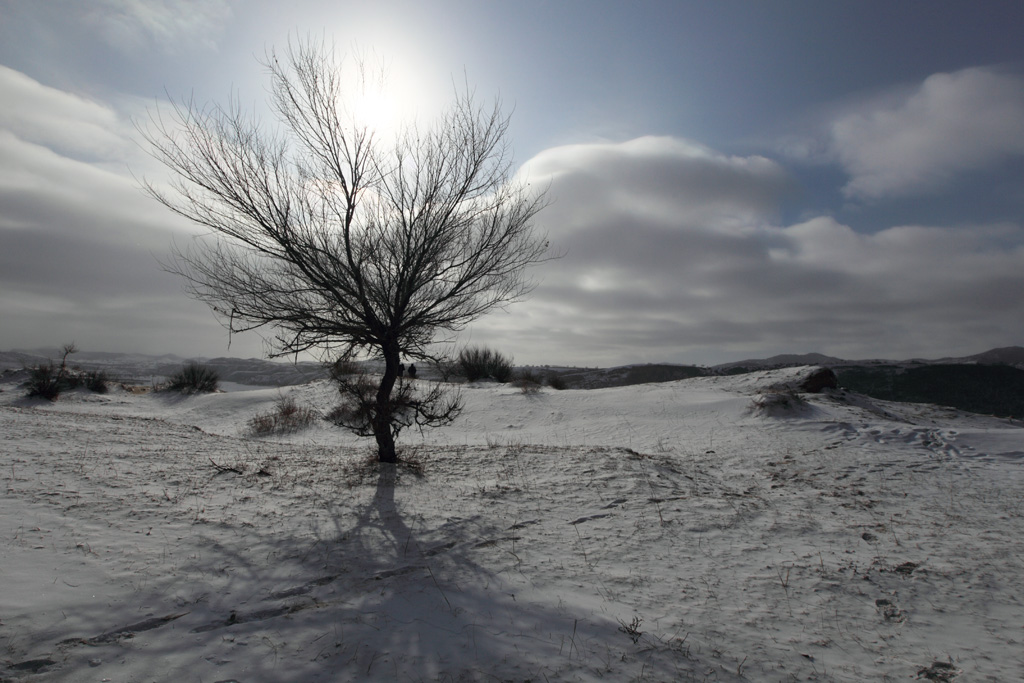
342, 49, 450, 143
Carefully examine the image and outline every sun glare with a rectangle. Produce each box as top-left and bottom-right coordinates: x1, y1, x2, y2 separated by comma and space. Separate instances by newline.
343, 54, 446, 143
351, 87, 403, 139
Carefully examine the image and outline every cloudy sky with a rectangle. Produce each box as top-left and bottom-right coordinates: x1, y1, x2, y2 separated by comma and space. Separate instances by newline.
2, 0, 1024, 367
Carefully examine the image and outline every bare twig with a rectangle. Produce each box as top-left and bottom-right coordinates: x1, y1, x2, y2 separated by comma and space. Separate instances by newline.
208, 458, 242, 475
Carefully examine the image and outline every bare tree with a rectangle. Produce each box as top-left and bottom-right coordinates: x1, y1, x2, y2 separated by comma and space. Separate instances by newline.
140, 40, 549, 462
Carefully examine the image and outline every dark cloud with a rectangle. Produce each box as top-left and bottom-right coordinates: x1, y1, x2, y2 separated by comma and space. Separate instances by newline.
465, 139, 1024, 365
82, 0, 233, 55
3, 52, 1024, 366
0, 66, 263, 358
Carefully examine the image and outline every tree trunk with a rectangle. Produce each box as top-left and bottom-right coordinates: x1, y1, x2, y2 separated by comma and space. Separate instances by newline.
372, 345, 401, 463
374, 426, 398, 463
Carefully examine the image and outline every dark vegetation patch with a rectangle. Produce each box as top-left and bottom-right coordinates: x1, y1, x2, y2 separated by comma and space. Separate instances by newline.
248, 395, 320, 435
835, 364, 1024, 419
164, 362, 220, 394
22, 343, 109, 401
557, 363, 705, 389
458, 346, 515, 383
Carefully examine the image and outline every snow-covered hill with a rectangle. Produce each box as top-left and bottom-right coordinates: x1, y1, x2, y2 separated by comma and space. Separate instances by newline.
1, 367, 1022, 681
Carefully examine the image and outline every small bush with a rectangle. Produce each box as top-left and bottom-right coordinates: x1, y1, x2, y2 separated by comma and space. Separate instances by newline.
430, 357, 459, 382
24, 343, 81, 401
328, 356, 360, 381
327, 372, 379, 433
750, 390, 810, 416
328, 369, 462, 445
26, 363, 62, 401
85, 369, 109, 394
26, 366, 108, 399
513, 369, 543, 394
458, 346, 514, 383
249, 395, 319, 435
546, 373, 568, 390
166, 362, 219, 394
457, 347, 490, 382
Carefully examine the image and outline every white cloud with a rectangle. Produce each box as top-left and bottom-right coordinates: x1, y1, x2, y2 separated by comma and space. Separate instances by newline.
829, 68, 1024, 199
0, 67, 181, 240
521, 136, 791, 236
0, 65, 127, 161
4, 61, 1022, 365
84, 0, 233, 54
0, 65, 263, 358
469, 137, 1024, 365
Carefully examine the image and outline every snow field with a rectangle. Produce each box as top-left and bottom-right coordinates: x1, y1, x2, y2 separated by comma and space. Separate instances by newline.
2, 368, 1023, 681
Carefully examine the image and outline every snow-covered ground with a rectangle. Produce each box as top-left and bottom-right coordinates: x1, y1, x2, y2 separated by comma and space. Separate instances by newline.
2, 367, 1023, 681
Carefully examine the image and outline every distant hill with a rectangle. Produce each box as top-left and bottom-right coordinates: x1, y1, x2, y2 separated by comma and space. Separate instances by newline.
708, 347, 1024, 419
955, 346, 1024, 367
710, 346, 1024, 372
0, 349, 327, 387
833, 364, 1024, 420
0, 351, 51, 372
154, 357, 328, 387
712, 352, 844, 373
4, 346, 1023, 417
553, 363, 705, 389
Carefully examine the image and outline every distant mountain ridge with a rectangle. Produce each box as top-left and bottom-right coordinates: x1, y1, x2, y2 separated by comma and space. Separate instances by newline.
709, 346, 1024, 372
713, 352, 844, 371
955, 346, 1024, 367
533, 346, 1024, 390
555, 363, 703, 390
3, 347, 1023, 412
544, 347, 1024, 419
0, 349, 327, 387
713, 347, 1024, 419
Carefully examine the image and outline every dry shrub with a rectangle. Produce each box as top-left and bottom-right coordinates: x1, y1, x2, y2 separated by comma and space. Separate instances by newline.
166, 362, 220, 394
328, 357, 360, 380
249, 395, 320, 435
326, 372, 379, 432
84, 369, 109, 393
546, 373, 568, 390
23, 343, 108, 400
749, 389, 810, 416
25, 363, 64, 401
513, 369, 543, 394
458, 346, 514, 383
328, 371, 461, 442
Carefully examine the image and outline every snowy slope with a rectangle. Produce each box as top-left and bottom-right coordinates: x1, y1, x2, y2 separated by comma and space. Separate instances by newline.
1, 368, 1022, 681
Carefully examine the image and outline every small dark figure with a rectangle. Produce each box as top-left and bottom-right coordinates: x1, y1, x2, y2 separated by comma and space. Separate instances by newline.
407, 363, 417, 379
397, 363, 405, 377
